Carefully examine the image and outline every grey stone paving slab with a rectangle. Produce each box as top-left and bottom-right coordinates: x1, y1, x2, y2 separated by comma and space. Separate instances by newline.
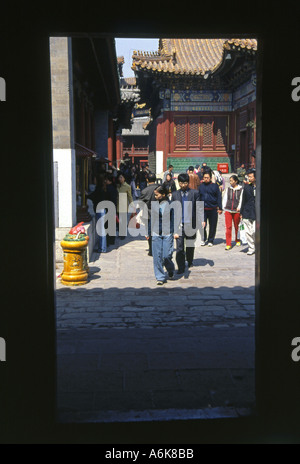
55, 213, 256, 422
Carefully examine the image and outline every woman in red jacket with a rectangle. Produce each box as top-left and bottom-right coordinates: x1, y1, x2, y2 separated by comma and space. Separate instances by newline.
222, 175, 244, 250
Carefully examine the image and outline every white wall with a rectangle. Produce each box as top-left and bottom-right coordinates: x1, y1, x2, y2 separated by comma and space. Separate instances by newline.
156, 150, 164, 175
53, 148, 76, 228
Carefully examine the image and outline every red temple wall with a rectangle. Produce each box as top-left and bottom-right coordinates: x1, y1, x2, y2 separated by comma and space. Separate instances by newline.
156, 103, 256, 172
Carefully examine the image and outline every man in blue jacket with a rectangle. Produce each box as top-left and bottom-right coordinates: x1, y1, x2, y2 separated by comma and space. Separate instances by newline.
199, 171, 223, 246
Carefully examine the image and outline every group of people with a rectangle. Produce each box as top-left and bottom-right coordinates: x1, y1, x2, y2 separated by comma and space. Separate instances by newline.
87, 156, 153, 251
87, 158, 256, 285
118, 154, 152, 200
137, 163, 256, 285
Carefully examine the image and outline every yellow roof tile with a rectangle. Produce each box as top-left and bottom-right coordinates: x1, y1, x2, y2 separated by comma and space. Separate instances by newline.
132, 38, 257, 75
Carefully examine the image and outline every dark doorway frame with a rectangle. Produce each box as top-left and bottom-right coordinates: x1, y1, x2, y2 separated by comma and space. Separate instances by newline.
1, 12, 300, 443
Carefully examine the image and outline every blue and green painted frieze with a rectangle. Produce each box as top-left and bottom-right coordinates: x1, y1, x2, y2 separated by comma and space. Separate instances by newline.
159, 73, 256, 112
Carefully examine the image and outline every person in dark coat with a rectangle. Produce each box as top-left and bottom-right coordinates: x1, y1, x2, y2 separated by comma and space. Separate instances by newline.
198, 170, 223, 246
105, 173, 118, 246
237, 163, 247, 184
138, 165, 149, 191
163, 173, 177, 197
87, 174, 108, 213
150, 185, 175, 285
87, 174, 109, 252
138, 173, 159, 256
171, 173, 204, 274
240, 169, 256, 255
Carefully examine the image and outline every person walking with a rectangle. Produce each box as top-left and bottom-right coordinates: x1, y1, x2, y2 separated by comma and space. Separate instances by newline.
163, 164, 174, 182
188, 166, 201, 190
87, 174, 109, 253
138, 165, 149, 191
202, 166, 216, 184
240, 169, 256, 255
130, 166, 139, 201
150, 185, 175, 285
119, 155, 133, 185
236, 163, 247, 184
214, 170, 226, 192
138, 173, 159, 256
222, 174, 244, 250
199, 170, 223, 246
163, 172, 177, 198
105, 173, 118, 246
116, 172, 133, 240
171, 173, 203, 274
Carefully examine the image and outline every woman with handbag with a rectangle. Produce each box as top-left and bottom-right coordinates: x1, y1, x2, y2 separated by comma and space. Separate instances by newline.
222, 175, 244, 250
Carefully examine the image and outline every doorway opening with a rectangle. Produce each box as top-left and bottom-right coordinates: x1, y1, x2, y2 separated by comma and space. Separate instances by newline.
51, 35, 259, 423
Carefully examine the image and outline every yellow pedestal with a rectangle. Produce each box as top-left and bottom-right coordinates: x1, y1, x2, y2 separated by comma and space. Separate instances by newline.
60, 235, 89, 286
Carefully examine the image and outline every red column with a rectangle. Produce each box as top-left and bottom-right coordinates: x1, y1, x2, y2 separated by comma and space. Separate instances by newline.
116, 134, 122, 168
107, 117, 113, 164
163, 112, 171, 172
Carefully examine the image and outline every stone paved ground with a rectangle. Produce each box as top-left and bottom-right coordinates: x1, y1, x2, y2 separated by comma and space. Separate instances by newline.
55, 210, 256, 423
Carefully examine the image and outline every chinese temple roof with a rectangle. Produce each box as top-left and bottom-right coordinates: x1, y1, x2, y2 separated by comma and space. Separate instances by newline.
132, 38, 257, 76
120, 77, 137, 88
120, 77, 140, 102
117, 76, 141, 130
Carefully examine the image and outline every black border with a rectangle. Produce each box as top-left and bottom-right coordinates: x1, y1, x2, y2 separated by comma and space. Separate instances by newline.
1, 5, 300, 444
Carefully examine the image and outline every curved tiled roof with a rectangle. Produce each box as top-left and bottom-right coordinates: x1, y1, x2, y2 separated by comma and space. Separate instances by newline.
132, 38, 257, 76
120, 77, 137, 87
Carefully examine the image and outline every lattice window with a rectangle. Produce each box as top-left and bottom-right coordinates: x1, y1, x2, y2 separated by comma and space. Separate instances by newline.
239, 110, 248, 131
202, 117, 213, 148
174, 117, 187, 149
172, 115, 228, 152
189, 118, 199, 148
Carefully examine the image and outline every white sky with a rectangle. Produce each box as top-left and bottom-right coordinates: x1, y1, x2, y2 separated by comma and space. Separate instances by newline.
115, 38, 159, 77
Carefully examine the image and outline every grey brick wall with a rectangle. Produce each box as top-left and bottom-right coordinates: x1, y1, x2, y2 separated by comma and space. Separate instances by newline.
50, 37, 74, 149
148, 151, 156, 173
